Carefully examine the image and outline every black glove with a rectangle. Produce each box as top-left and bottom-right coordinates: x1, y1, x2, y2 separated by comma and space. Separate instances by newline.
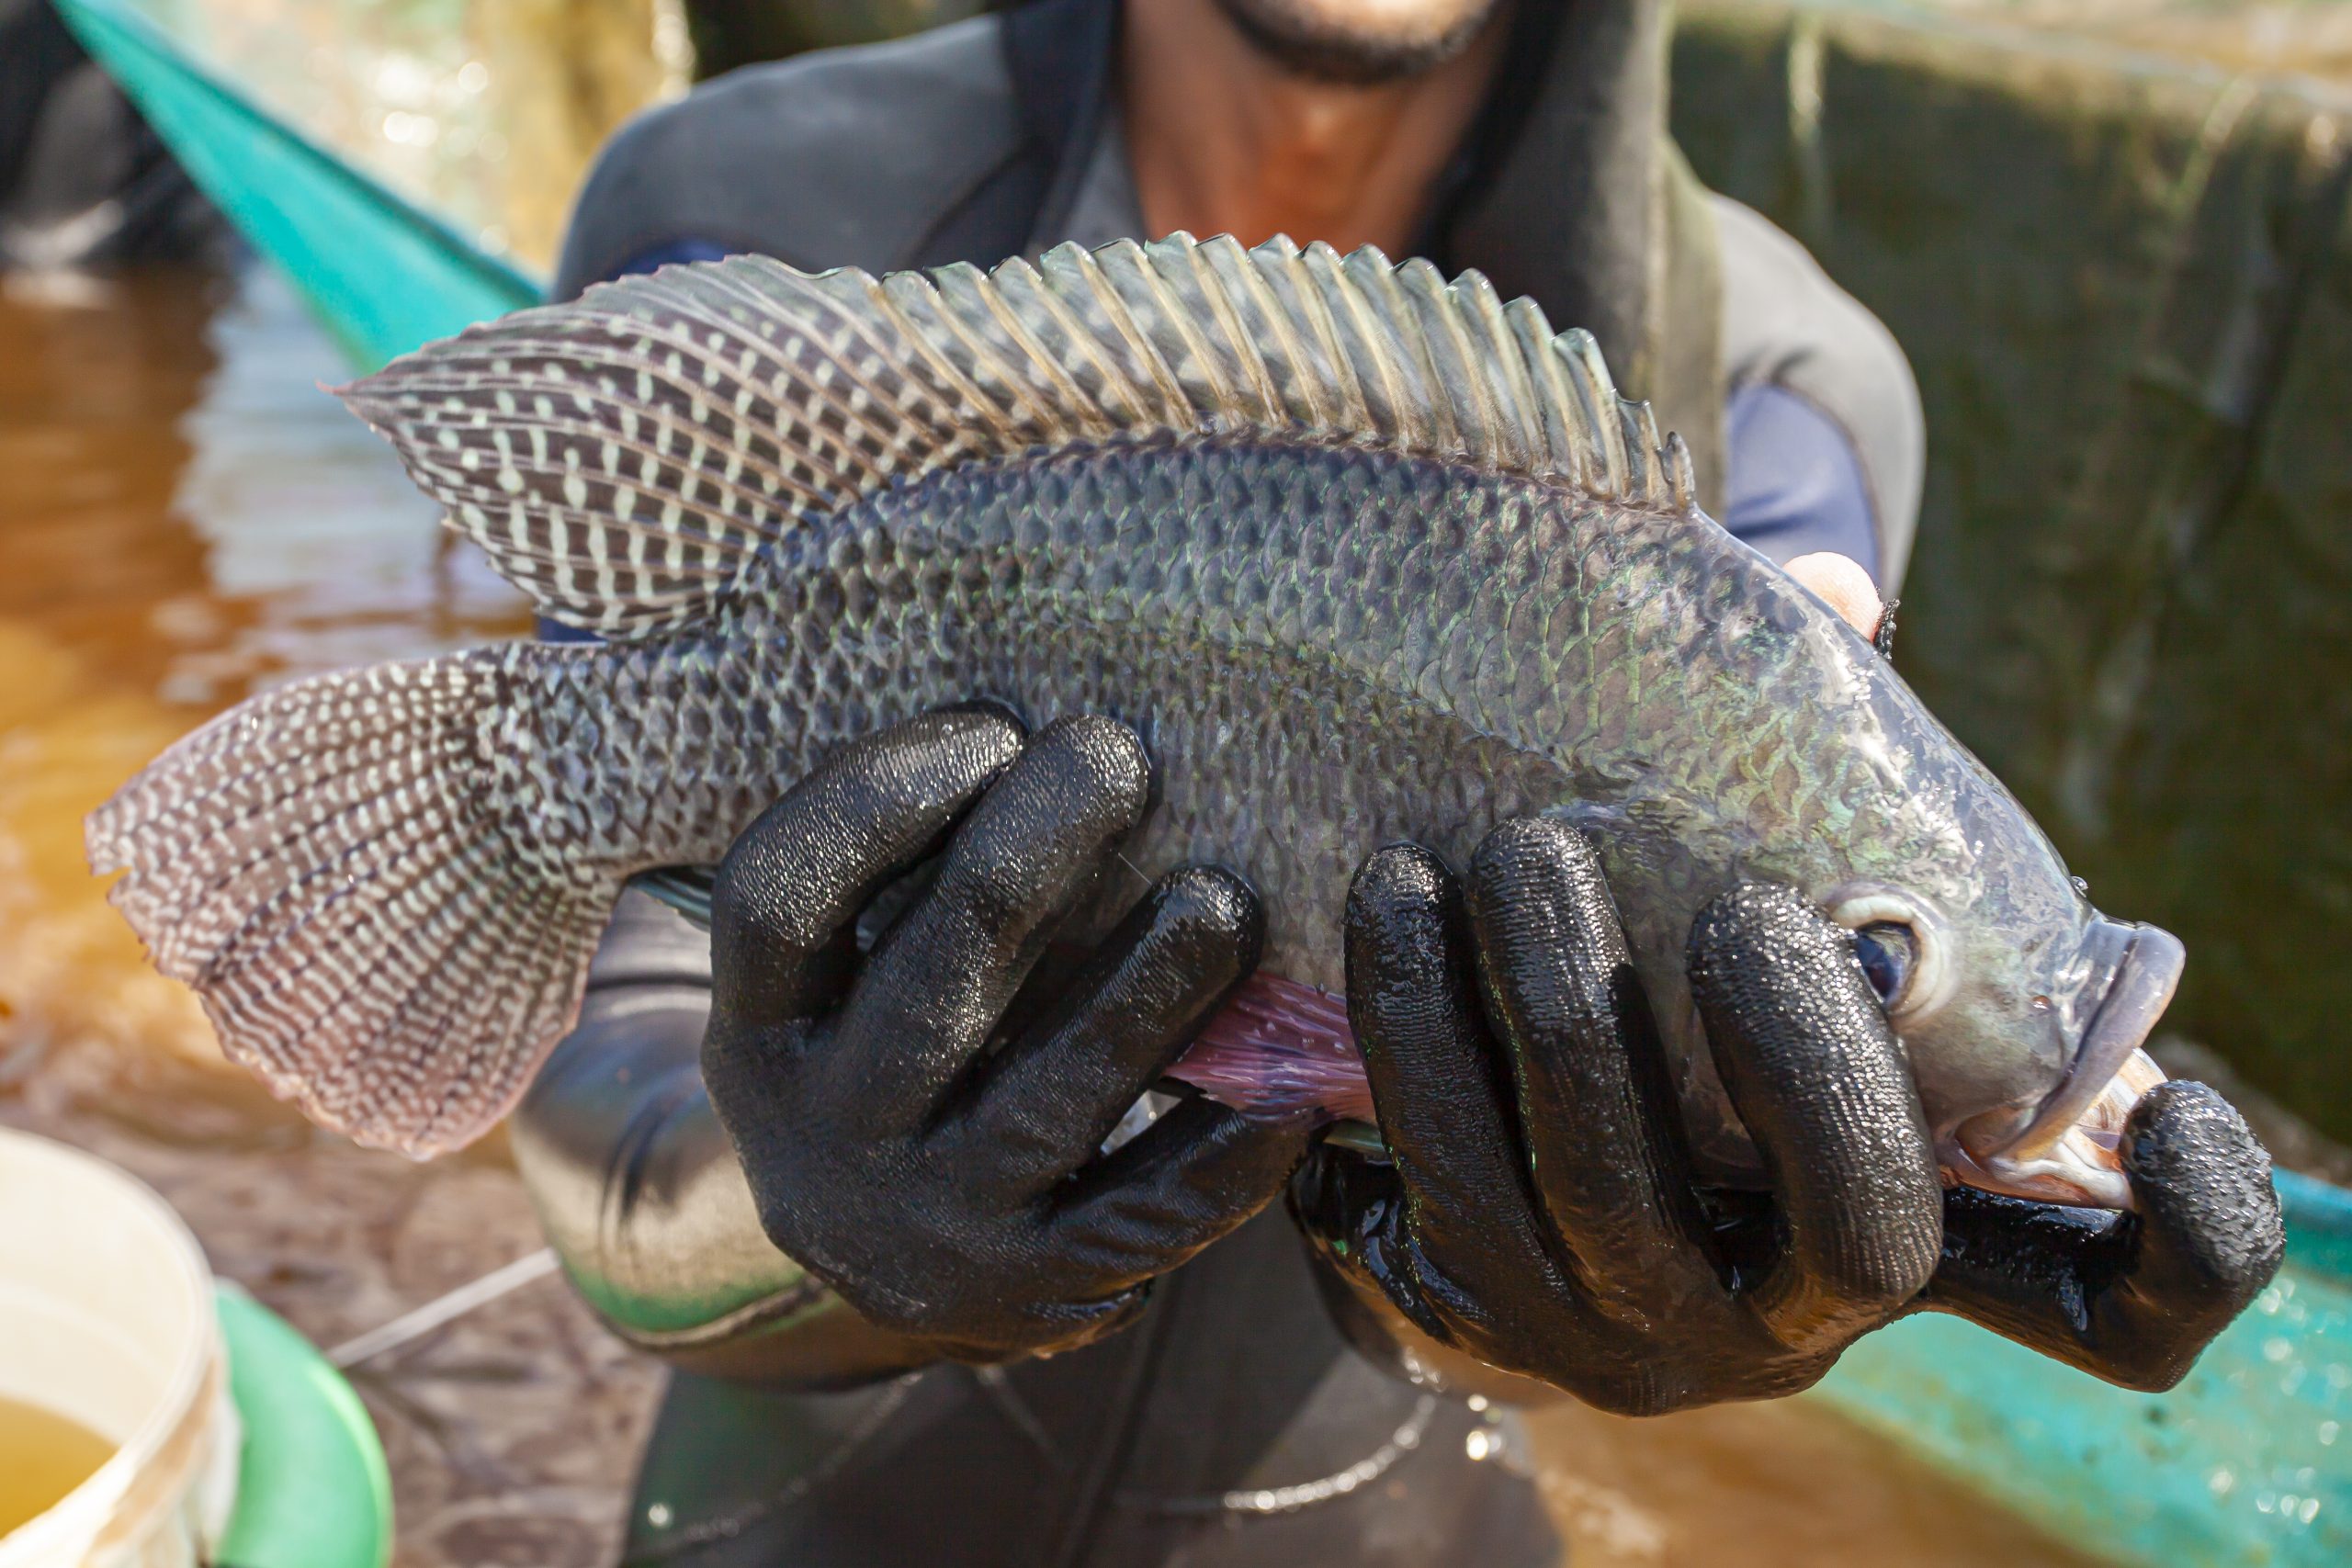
703, 708, 1312, 1364
1920, 1080, 2284, 1391
1291, 818, 2283, 1412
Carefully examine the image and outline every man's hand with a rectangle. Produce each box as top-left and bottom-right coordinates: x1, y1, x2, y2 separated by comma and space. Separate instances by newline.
703, 708, 1311, 1364
1291, 819, 2282, 1412
1922, 1081, 2282, 1390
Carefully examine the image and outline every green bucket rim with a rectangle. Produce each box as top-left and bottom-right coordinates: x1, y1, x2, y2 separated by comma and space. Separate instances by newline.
214, 1285, 392, 1568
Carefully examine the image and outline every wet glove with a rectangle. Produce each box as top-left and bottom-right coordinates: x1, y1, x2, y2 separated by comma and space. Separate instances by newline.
702, 707, 1312, 1364
1918, 1081, 2283, 1391
1291, 818, 2283, 1412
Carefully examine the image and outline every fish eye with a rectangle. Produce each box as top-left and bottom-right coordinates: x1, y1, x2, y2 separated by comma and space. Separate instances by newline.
1826, 885, 1956, 1022
1853, 922, 1915, 1004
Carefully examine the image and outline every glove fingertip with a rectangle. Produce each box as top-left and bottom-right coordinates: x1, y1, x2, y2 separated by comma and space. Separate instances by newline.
1145, 864, 1264, 980
2122, 1080, 2285, 1288
1349, 841, 1453, 915
712, 708, 1022, 938
933, 696, 1031, 742
1343, 845, 1461, 994
1466, 817, 1600, 901
2122, 1080, 2269, 1191
1029, 713, 1154, 834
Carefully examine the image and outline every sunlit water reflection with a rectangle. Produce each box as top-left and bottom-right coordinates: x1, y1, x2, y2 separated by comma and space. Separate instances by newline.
0, 261, 526, 1085
0, 262, 664, 1565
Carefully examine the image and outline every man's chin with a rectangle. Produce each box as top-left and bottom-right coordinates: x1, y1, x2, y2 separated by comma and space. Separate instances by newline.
1210, 0, 1508, 85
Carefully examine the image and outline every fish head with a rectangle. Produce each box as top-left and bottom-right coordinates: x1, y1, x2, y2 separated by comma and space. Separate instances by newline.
1806, 753, 2182, 1211
1570, 539, 2184, 1210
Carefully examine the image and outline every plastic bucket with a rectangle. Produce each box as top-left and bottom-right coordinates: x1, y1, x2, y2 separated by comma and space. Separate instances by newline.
0, 1129, 238, 1566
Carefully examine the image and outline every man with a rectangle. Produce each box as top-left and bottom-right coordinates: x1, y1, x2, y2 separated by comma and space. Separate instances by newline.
512, 3, 2280, 1563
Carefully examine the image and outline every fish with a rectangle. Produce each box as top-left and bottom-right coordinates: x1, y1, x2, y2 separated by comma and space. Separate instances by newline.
86, 233, 2178, 1209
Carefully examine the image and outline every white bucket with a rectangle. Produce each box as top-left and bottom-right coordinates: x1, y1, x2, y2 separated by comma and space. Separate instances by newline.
0, 1130, 238, 1567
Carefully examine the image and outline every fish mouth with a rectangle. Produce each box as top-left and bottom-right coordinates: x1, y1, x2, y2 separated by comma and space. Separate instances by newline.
1945, 920, 2185, 1210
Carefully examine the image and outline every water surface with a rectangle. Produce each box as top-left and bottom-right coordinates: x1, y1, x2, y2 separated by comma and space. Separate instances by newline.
0, 262, 526, 1085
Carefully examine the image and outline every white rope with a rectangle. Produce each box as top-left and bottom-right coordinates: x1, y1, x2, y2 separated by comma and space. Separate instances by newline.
327, 1247, 561, 1369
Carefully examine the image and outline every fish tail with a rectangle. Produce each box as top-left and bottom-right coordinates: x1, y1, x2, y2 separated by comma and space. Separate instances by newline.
85, 648, 615, 1157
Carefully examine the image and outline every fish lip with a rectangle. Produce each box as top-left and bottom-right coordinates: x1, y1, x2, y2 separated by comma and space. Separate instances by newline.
1937, 1134, 2135, 1211
1981, 921, 2184, 1165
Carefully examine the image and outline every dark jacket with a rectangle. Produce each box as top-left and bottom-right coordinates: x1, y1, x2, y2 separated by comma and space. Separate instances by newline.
516, 5, 1924, 1562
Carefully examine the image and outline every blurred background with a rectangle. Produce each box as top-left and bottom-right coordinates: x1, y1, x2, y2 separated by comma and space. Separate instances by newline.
1, 1, 2347, 1563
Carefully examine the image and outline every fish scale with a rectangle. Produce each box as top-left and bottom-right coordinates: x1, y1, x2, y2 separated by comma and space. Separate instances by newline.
86, 237, 2174, 1211
479, 430, 1918, 1177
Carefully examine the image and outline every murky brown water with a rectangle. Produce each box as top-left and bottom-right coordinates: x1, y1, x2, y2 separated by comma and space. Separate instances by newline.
0, 263, 666, 1567
0, 264, 2109, 1566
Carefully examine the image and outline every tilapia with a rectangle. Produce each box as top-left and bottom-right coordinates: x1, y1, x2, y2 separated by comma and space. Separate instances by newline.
87, 234, 2179, 1209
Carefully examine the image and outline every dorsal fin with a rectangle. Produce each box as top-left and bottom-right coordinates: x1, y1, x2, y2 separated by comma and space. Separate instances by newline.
340, 232, 1700, 639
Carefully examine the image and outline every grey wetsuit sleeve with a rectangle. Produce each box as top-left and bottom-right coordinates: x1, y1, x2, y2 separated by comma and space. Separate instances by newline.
1720, 380, 1883, 584
1713, 195, 1926, 592
509, 893, 936, 1386
550, 14, 1027, 300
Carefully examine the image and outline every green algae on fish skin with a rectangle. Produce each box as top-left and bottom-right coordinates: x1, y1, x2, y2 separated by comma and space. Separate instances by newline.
86, 233, 2172, 1206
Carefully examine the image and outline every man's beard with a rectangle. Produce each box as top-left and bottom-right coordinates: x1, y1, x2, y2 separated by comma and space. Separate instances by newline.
1209, 0, 1509, 86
